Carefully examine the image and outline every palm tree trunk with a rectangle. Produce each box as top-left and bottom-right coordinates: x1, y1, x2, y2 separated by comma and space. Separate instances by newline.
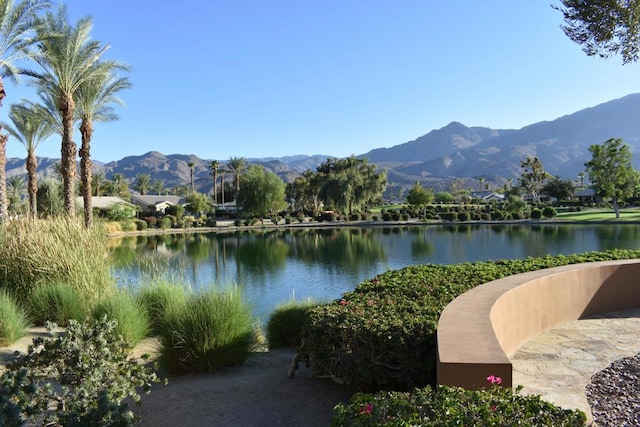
0, 132, 8, 222
60, 93, 77, 217
26, 149, 38, 219
80, 120, 93, 227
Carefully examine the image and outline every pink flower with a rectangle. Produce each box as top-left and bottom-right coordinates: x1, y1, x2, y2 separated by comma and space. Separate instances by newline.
486, 375, 502, 385
339, 300, 348, 306
359, 403, 373, 415
491, 405, 497, 412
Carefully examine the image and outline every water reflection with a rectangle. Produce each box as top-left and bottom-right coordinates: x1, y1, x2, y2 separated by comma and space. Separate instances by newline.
111, 224, 640, 320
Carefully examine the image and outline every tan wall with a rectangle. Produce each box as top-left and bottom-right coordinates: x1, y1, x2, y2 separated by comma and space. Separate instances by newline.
437, 260, 640, 390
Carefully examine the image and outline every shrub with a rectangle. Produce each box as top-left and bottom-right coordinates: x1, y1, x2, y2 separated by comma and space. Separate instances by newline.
0, 217, 114, 305
457, 211, 470, 221
0, 317, 161, 426
159, 216, 173, 229
159, 287, 256, 374
122, 220, 138, 232
92, 291, 150, 347
332, 383, 586, 426
136, 281, 189, 334
134, 219, 148, 230
530, 208, 543, 219
266, 299, 324, 349
143, 216, 158, 228
165, 204, 184, 218
103, 221, 123, 233
543, 206, 557, 218
298, 249, 640, 391
28, 282, 88, 327
0, 291, 30, 346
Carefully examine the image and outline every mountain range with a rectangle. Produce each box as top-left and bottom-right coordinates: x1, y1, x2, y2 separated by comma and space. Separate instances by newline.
5, 93, 640, 194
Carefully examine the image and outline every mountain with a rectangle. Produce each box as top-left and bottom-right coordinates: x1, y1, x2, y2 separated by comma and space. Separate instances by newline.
5, 93, 640, 193
362, 93, 640, 189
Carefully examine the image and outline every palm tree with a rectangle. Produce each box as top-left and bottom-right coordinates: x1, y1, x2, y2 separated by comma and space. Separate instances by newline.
151, 178, 165, 195
109, 172, 128, 198
209, 160, 219, 205
227, 156, 246, 200
134, 173, 151, 195
0, 0, 50, 221
1, 102, 55, 217
92, 172, 106, 196
188, 161, 195, 192
24, 5, 121, 217
219, 166, 227, 207
76, 69, 130, 227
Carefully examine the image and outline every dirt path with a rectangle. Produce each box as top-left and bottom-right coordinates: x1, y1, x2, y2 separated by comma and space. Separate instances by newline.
133, 349, 354, 427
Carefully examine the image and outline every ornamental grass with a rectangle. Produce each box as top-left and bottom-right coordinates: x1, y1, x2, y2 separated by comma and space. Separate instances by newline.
159, 286, 256, 374
0, 290, 30, 346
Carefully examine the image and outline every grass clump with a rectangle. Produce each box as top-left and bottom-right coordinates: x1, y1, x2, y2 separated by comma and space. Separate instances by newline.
91, 291, 150, 347
136, 280, 189, 334
267, 298, 324, 349
0, 291, 30, 346
0, 217, 115, 305
159, 287, 256, 374
28, 282, 89, 327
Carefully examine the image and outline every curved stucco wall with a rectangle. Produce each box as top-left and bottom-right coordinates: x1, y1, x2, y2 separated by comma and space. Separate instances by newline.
436, 259, 640, 390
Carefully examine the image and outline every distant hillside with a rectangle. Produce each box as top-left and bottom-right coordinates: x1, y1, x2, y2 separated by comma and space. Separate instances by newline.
5, 93, 640, 194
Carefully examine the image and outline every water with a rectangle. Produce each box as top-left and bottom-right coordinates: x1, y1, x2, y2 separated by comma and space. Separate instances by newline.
110, 224, 640, 321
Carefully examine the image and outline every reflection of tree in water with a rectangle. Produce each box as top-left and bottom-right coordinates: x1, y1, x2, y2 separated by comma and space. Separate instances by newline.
595, 225, 640, 250
235, 231, 289, 274
287, 227, 386, 272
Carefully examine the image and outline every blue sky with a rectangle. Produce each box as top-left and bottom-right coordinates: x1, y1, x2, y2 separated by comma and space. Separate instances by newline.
2, 1, 639, 163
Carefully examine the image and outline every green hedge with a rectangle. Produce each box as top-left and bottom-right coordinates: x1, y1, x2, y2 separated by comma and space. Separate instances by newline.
299, 249, 640, 391
332, 383, 586, 426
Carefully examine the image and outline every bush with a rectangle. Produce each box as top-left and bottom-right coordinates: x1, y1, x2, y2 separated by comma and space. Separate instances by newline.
103, 221, 123, 233
136, 281, 189, 334
332, 383, 586, 426
92, 291, 150, 347
159, 216, 173, 229
530, 208, 543, 219
0, 291, 30, 346
28, 282, 88, 327
134, 219, 148, 230
0, 317, 161, 426
143, 216, 158, 228
159, 287, 256, 374
266, 299, 324, 349
543, 206, 557, 218
0, 217, 114, 305
298, 249, 640, 391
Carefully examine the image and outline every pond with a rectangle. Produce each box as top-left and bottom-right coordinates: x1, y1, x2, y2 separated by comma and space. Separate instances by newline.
110, 223, 640, 321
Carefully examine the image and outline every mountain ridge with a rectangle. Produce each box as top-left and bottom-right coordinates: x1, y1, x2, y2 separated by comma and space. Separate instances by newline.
5, 93, 640, 193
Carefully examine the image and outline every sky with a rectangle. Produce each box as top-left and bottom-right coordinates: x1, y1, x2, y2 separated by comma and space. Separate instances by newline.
2, 1, 640, 163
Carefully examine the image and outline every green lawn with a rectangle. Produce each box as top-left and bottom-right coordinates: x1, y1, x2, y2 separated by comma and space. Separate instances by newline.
556, 208, 640, 221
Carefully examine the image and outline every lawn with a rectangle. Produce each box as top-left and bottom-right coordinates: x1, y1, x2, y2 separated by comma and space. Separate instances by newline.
556, 208, 640, 222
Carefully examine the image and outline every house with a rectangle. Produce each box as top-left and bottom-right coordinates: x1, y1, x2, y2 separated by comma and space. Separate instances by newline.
75, 196, 134, 213
574, 188, 600, 205
130, 195, 187, 215
470, 191, 506, 203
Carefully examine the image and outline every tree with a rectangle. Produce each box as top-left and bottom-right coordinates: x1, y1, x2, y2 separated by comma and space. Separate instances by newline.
76, 66, 130, 227
317, 156, 386, 215
554, 0, 640, 64
285, 169, 322, 216
406, 182, 434, 206
134, 173, 151, 195
25, 5, 119, 217
185, 191, 211, 217
188, 161, 195, 192
585, 137, 639, 218
0, 0, 50, 221
237, 165, 286, 218
151, 178, 165, 195
6, 174, 25, 213
1, 102, 54, 217
92, 172, 106, 197
108, 172, 129, 199
209, 160, 219, 205
518, 157, 550, 204
543, 176, 576, 203
227, 156, 247, 200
